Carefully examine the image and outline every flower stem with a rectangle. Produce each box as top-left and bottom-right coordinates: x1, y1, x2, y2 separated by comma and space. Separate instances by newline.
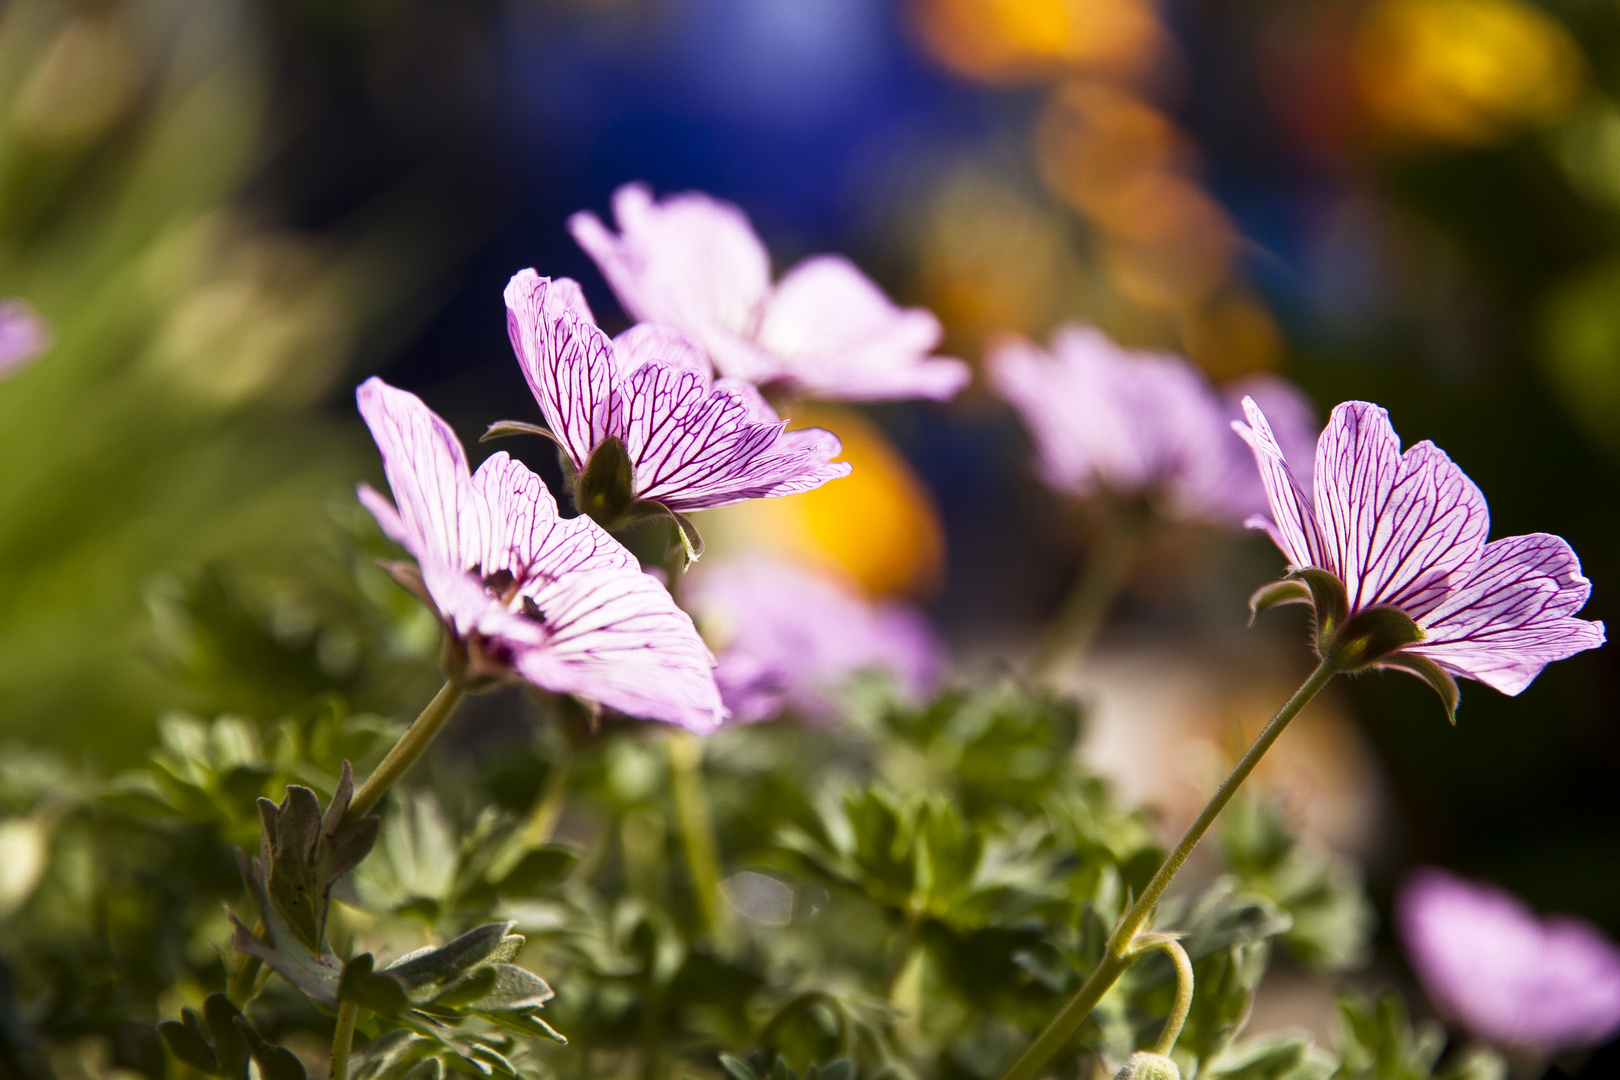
1126, 934, 1194, 1056
666, 730, 733, 947
1031, 512, 1142, 682
994, 657, 1338, 1080
345, 680, 466, 825
329, 1001, 359, 1080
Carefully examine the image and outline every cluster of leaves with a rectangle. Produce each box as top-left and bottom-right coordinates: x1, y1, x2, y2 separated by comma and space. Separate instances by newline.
0, 552, 1506, 1080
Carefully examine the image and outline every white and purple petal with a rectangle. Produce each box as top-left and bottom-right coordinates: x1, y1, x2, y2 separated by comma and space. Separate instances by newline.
356, 377, 472, 566
0, 298, 49, 378
1404, 532, 1605, 695
1234, 395, 1328, 569
515, 567, 726, 732
465, 452, 638, 582
505, 270, 622, 472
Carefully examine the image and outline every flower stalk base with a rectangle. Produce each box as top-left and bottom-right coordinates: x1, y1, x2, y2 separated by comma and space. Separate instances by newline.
996, 657, 1339, 1080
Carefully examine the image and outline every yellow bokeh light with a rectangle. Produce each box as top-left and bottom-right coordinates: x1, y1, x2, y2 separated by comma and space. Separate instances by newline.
913, 0, 1164, 85
697, 407, 946, 599
1354, 0, 1584, 147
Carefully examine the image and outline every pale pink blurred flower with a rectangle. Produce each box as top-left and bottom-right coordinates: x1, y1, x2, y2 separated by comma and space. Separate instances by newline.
503, 270, 850, 520
1237, 398, 1604, 703
988, 325, 1318, 525
0, 298, 49, 378
684, 557, 946, 724
1397, 867, 1620, 1053
569, 183, 970, 403
356, 376, 725, 731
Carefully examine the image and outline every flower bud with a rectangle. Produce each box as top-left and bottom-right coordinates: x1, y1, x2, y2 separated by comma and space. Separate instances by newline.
1114, 1052, 1180, 1080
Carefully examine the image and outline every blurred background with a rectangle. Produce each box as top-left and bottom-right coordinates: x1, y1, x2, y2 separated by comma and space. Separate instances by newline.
1, 0, 1618, 1070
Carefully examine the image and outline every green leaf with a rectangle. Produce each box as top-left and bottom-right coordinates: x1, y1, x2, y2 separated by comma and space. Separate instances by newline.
492, 844, 579, 896
479, 1010, 569, 1044
721, 1054, 764, 1080
202, 993, 251, 1080
232, 1016, 309, 1080
257, 762, 379, 952
1379, 654, 1460, 724
158, 1009, 218, 1074
339, 953, 410, 1016
1248, 579, 1313, 627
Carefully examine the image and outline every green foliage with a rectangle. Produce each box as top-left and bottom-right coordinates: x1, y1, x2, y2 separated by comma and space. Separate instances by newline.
158, 993, 307, 1080
1330, 992, 1505, 1080
1217, 795, 1374, 972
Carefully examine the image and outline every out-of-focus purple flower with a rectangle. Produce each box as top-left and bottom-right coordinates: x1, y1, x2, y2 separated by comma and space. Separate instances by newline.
988, 325, 1319, 525
1397, 867, 1620, 1053
503, 270, 850, 525
0, 299, 50, 378
684, 557, 946, 724
356, 376, 725, 731
568, 183, 970, 404
1237, 398, 1604, 702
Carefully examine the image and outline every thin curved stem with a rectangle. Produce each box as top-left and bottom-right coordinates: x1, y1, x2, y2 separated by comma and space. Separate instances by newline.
1031, 513, 1142, 682
995, 657, 1338, 1080
329, 1001, 359, 1080
1127, 935, 1194, 1056
667, 731, 733, 947
345, 680, 466, 825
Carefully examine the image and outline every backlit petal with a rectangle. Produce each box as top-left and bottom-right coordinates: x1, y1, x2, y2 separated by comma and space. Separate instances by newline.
505, 270, 622, 472
465, 452, 637, 583
1406, 532, 1605, 694
1233, 395, 1326, 570
355, 377, 470, 566
757, 255, 969, 402
515, 568, 726, 731
619, 364, 850, 512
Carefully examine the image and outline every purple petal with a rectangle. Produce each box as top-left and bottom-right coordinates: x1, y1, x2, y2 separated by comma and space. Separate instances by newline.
1397, 867, 1620, 1052
613, 324, 713, 386
355, 377, 472, 567
515, 568, 726, 731
1219, 375, 1319, 514
569, 183, 776, 382
755, 255, 969, 402
0, 298, 49, 377
1233, 396, 1329, 571
1313, 402, 1489, 614
618, 363, 850, 512
1405, 532, 1605, 694
504, 270, 622, 472
685, 557, 947, 724
465, 452, 638, 583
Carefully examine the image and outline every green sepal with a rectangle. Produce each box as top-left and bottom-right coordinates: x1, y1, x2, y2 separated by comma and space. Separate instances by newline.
576, 435, 636, 528
1380, 653, 1460, 724
1328, 604, 1424, 671
480, 419, 560, 445
631, 500, 705, 567
1287, 567, 1349, 655
1247, 579, 1312, 627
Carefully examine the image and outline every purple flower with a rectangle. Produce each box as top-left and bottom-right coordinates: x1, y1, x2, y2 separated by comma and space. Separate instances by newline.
1237, 398, 1604, 706
568, 183, 970, 404
989, 325, 1319, 525
683, 557, 946, 724
0, 298, 49, 378
503, 270, 851, 528
356, 376, 725, 731
1397, 867, 1620, 1053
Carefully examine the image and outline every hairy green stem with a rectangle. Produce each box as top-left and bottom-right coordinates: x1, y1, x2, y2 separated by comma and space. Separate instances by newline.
1031, 514, 1142, 682
667, 731, 733, 946
345, 680, 465, 825
329, 1001, 359, 1080
1127, 934, 1194, 1056
995, 657, 1338, 1080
